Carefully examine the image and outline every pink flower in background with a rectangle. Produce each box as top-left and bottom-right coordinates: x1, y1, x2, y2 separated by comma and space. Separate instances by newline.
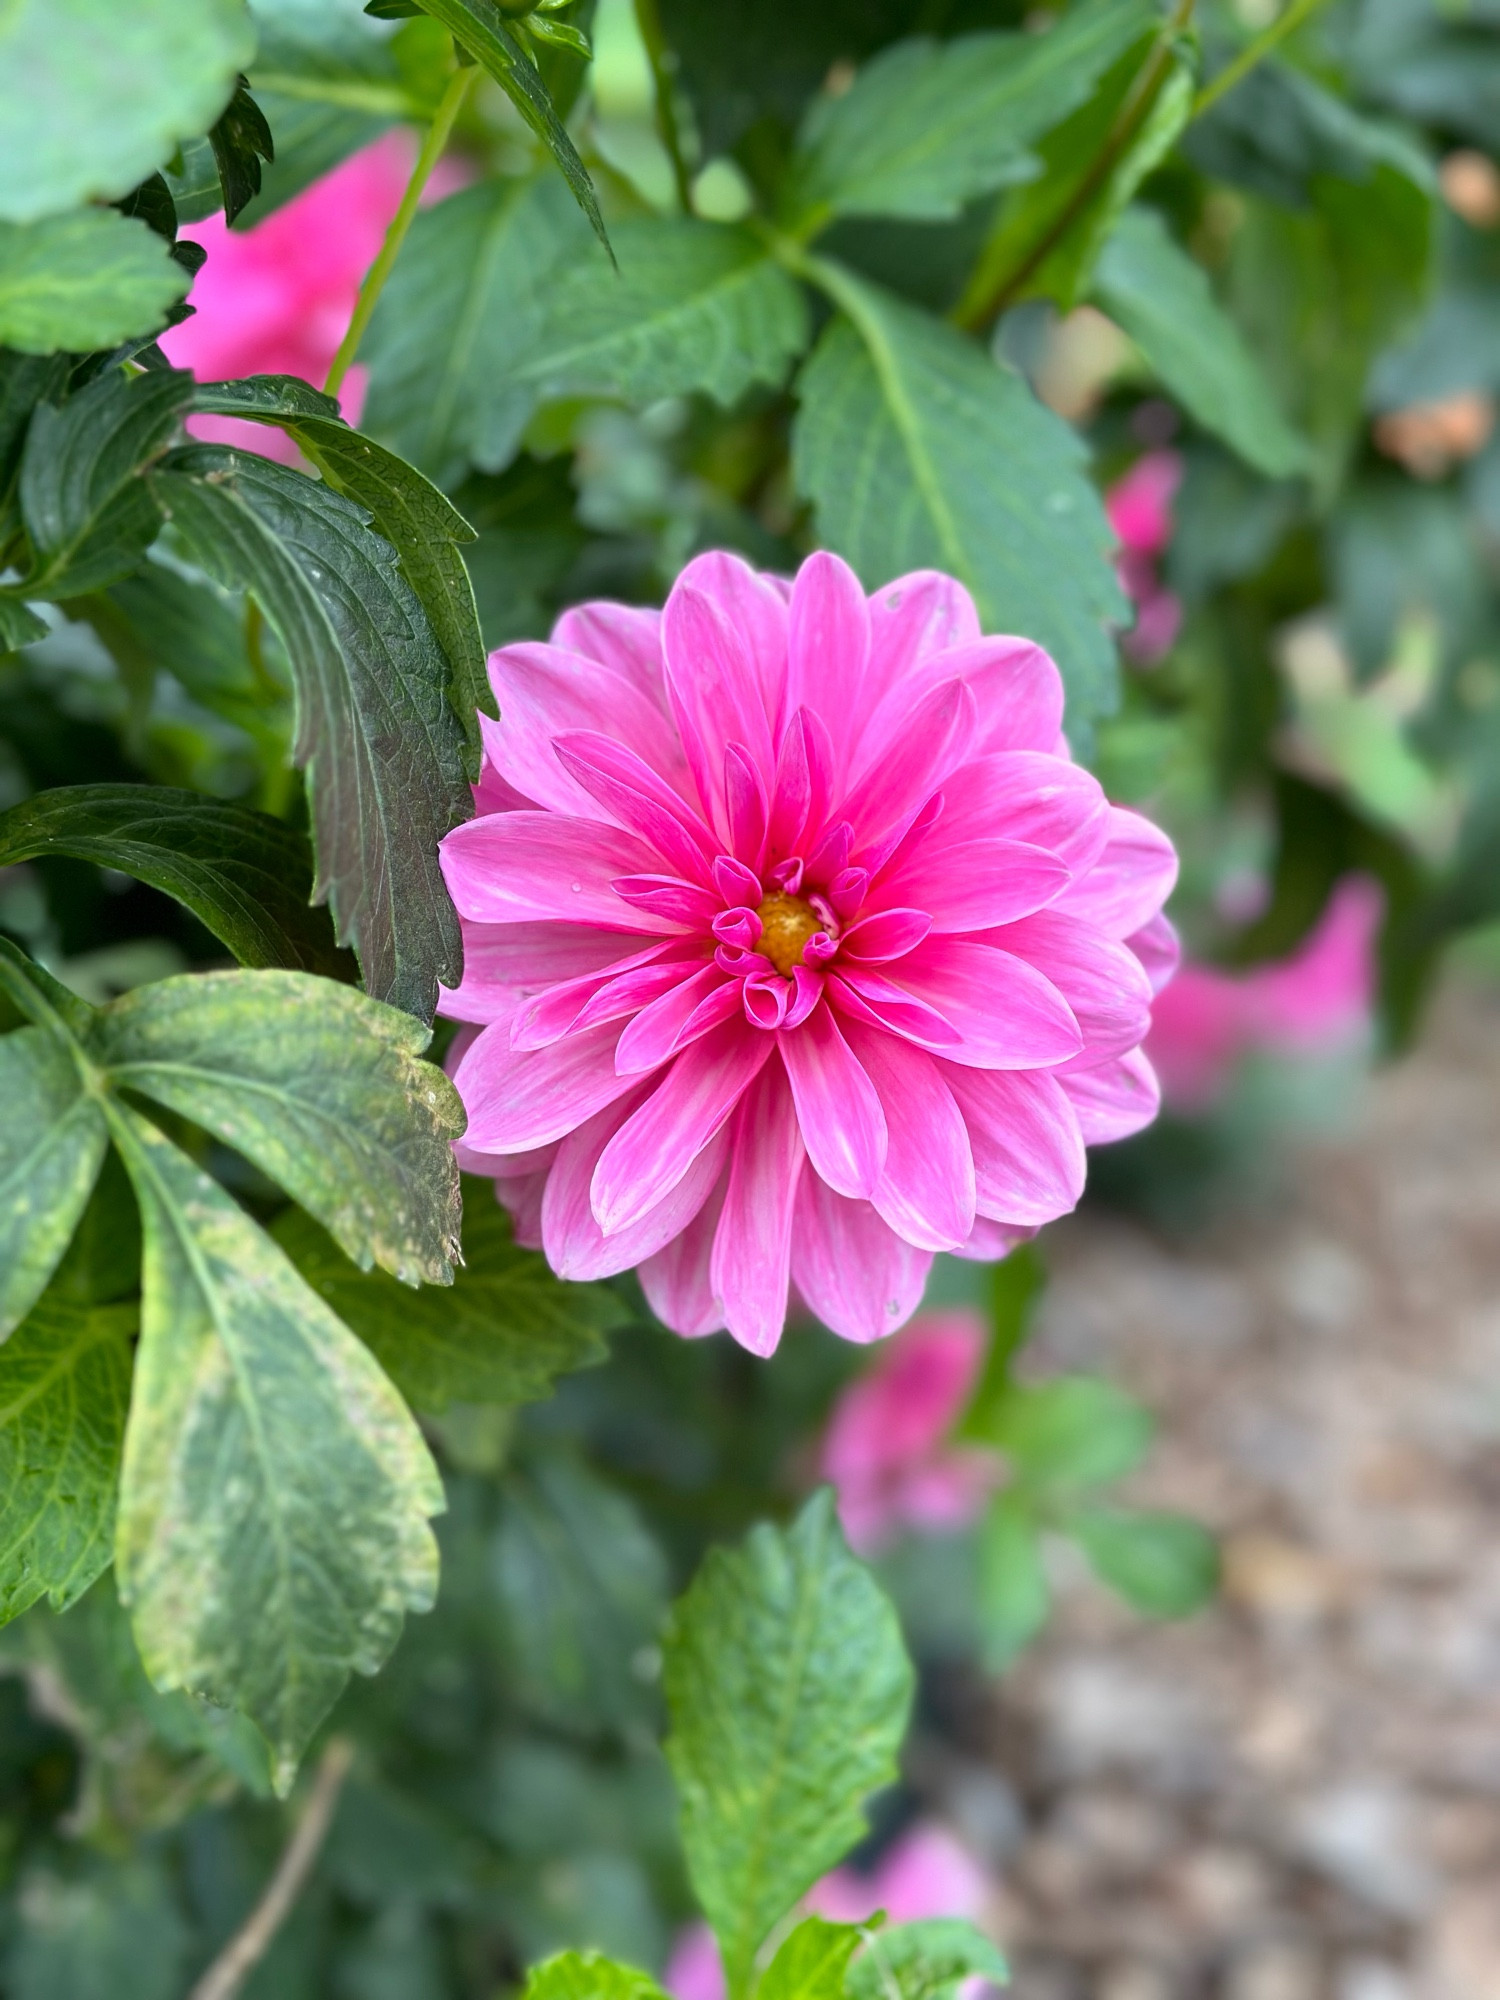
440, 551, 1178, 1352
1107, 451, 1183, 665
665, 1823, 990, 2000
821, 1309, 995, 1553
1146, 875, 1382, 1110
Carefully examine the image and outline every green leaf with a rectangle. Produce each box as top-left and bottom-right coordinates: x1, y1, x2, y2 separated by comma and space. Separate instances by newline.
412, 0, 609, 251
985, 1377, 1152, 1492
0, 597, 46, 649
192, 379, 494, 779
5, 1854, 189, 2000
663, 1489, 913, 1998
17, 367, 192, 597
149, 445, 471, 1020
759, 1917, 866, 2000
521, 1951, 669, 2000
0, 785, 347, 976
273, 1186, 615, 1412
0, 1028, 109, 1339
792, 270, 1126, 737
0, 211, 191, 358
209, 78, 276, 226
784, 0, 1159, 229
1092, 206, 1310, 481
1067, 1507, 1219, 1618
954, 1245, 1046, 1444
0, 0, 253, 223
848, 1921, 1009, 2000
0, 1295, 132, 1624
977, 1490, 1049, 1672
93, 969, 463, 1283
516, 218, 810, 409
362, 172, 595, 487
108, 1100, 443, 1792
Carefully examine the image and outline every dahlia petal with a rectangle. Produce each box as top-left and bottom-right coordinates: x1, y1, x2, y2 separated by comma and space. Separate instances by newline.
987, 912, 1153, 1060
785, 551, 871, 781
675, 550, 789, 740
709, 1063, 806, 1356
455, 1019, 641, 1153
615, 965, 741, 1073
543, 1093, 730, 1280
951, 1215, 1037, 1262
779, 1007, 888, 1200
865, 570, 981, 708
638, 1175, 729, 1337
509, 943, 688, 1050
1053, 805, 1179, 938
872, 838, 1069, 933
662, 582, 777, 829
497, 1169, 549, 1249
856, 637, 1062, 777
447, 920, 649, 1000
442, 813, 677, 932
1060, 1046, 1161, 1144
842, 679, 977, 860
875, 939, 1083, 1068
550, 601, 668, 712
844, 1021, 975, 1252
930, 753, 1110, 872
553, 731, 715, 880
1127, 910, 1181, 995
453, 1137, 556, 1181
829, 968, 962, 1048
791, 1177, 931, 1343
712, 854, 761, 906
611, 875, 721, 928
766, 709, 816, 861
592, 1020, 772, 1234
840, 908, 933, 963
485, 641, 687, 813
725, 743, 768, 868
785, 964, 826, 1028
939, 1063, 1086, 1225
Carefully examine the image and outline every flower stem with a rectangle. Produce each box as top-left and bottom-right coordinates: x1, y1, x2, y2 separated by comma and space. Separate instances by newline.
632, 0, 694, 212
323, 61, 475, 401
1193, 0, 1332, 119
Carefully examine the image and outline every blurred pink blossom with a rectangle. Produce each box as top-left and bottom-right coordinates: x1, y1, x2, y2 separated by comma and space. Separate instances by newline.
820, 1309, 995, 1554
664, 1823, 990, 2000
1145, 875, 1383, 1110
1107, 451, 1183, 665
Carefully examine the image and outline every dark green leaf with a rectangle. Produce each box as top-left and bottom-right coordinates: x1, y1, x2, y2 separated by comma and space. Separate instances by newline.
108, 1100, 444, 1792
149, 446, 470, 1021
273, 1185, 615, 1411
984, 1376, 1152, 1491
847, 1921, 1009, 2000
0, 1027, 108, 1339
0, 1295, 132, 1624
1067, 1507, 1219, 1618
17, 367, 191, 597
759, 1917, 866, 2000
0, 785, 348, 976
522, 1952, 669, 2000
5, 1854, 189, 2000
209, 79, 275, 226
114, 174, 178, 245
785, 0, 1159, 229
1092, 205, 1310, 481
93, 968, 464, 1284
977, 1490, 1049, 1672
664, 1489, 913, 1997
0, 0, 253, 223
0, 597, 45, 649
0, 212, 191, 357
793, 270, 1126, 738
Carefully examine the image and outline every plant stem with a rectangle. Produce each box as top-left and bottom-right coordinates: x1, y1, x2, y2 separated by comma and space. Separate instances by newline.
1193, 0, 1332, 119
632, 0, 694, 212
189, 1738, 355, 2000
323, 62, 475, 400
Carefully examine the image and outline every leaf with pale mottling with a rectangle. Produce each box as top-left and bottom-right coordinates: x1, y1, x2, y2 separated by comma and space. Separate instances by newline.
0, 1028, 108, 1339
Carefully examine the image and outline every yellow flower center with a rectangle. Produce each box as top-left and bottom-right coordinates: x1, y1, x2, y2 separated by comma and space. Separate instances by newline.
756, 891, 822, 975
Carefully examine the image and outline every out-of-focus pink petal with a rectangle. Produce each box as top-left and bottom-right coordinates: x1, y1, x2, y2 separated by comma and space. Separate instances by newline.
1107, 450, 1181, 558
1127, 910, 1181, 995
1248, 874, 1381, 1047
791, 1177, 931, 1343
940, 1064, 1086, 1224
455, 1019, 643, 1153
543, 1093, 729, 1279
880, 939, 1083, 1068
1053, 805, 1179, 939
710, 1063, 805, 1355
441, 812, 677, 932
665, 1925, 726, 2000
780, 1006, 888, 1200
1060, 1047, 1161, 1143
987, 911, 1153, 1060
843, 1022, 975, 1252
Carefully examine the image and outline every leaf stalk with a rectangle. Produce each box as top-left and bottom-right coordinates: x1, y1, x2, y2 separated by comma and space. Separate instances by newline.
1193, 0, 1332, 119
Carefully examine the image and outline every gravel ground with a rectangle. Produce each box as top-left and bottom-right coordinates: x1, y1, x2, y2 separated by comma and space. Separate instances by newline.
926, 977, 1500, 2000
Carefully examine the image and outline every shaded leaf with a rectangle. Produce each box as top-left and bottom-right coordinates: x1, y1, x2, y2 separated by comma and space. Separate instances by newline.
522, 1951, 669, 2000
759, 1917, 866, 2000
848, 1921, 1008, 2000
983, 1377, 1152, 1492
0, 212, 190, 358
149, 445, 470, 1021
0, 1296, 132, 1625
4, 1854, 189, 2000
793, 271, 1126, 737
209, 78, 276, 227
977, 1489, 1049, 1671
954, 1246, 1046, 1444
664, 1489, 913, 1997
0, 597, 46, 649
0, 1028, 108, 1340
0, 785, 348, 976
109, 1100, 444, 1792
93, 969, 463, 1284
1067, 1507, 1219, 1618
273, 1186, 615, 1412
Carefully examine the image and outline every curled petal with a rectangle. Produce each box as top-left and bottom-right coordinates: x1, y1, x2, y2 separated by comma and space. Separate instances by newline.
840, 908, 933, 964
615, 965, 742, 1074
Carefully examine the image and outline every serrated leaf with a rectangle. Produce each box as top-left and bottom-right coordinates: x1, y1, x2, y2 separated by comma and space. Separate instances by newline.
522, 1951, 669, 2000
362, 172, 593, 486
1067, 1507, 1219, 1618
273, 1186, 614, 1412
93, 969, 463, 1284
977, 1489, 1048, 1672
108, 1100, 443, 1792
0, 211, 191, 358
209, 78, 275, 226
17, 367, 191, 597
792, 272, 1125, 738
0, 0, 253, 224
0, 1296, 132, 1625
785, 0, 1159, 229
986, 1376, 1152, 1492
414, 0, 608, 250
515, 218, 809, 409
148, 446, 471, 1020
0, 1028, 109, 1340
759, 1917, 866, 2000
1092, 206, 1310, 481
848, 1921, 1008, 2000
664, 1489, 913, 1998
0, 785, 347, 976
192, 379, 493, 778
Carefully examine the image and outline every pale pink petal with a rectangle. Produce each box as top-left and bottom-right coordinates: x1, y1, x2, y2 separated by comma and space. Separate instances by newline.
639, 1176, 729, 1337
543, 1094, 729, 1279
857, 637, 1063, 771
988, 912, 1153, 1060
709, 1063, 806, 1355
1053, 805, 1179, 938
871, 837, 1069, 932
864, 571, 981, 715
779, 1006, 888, 1200
791, 1178, 931, 1344
665, 1925, 726, 2000
455, 1019, 644, 1153
940, 1063, 1086, 1225
1127, 910, 1181, 995
785, 551, 870, 781
551, 601, 668, 713
484, 642, 689, 811
876, 938, 1083, 1068
497, 1168, 549, 1249
676, 549, 790, 740
1061, 1047, 1162, 1143
841, 679, 976, 860
951, 1215, 1037, 1261
830, 967, 963, 1050
441, 812, 678, 932
844, 1022, 975, 1252
553, 731, 716, 881
511, 948, 694, 1051
931, 752, 1109, 871
615, 965, 742, 1073
661, 581, 777, 829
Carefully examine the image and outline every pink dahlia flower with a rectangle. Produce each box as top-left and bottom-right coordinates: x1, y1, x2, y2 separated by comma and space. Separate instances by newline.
439, 552, 1178, 1352
1106, 450, 1183, 665
821, 1308, 995, 1553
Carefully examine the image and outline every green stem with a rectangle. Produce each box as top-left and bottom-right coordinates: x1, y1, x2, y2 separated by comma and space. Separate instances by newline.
632, 0, 694, 212
1193, 0, 1332, 119
323, 61, 475, 400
